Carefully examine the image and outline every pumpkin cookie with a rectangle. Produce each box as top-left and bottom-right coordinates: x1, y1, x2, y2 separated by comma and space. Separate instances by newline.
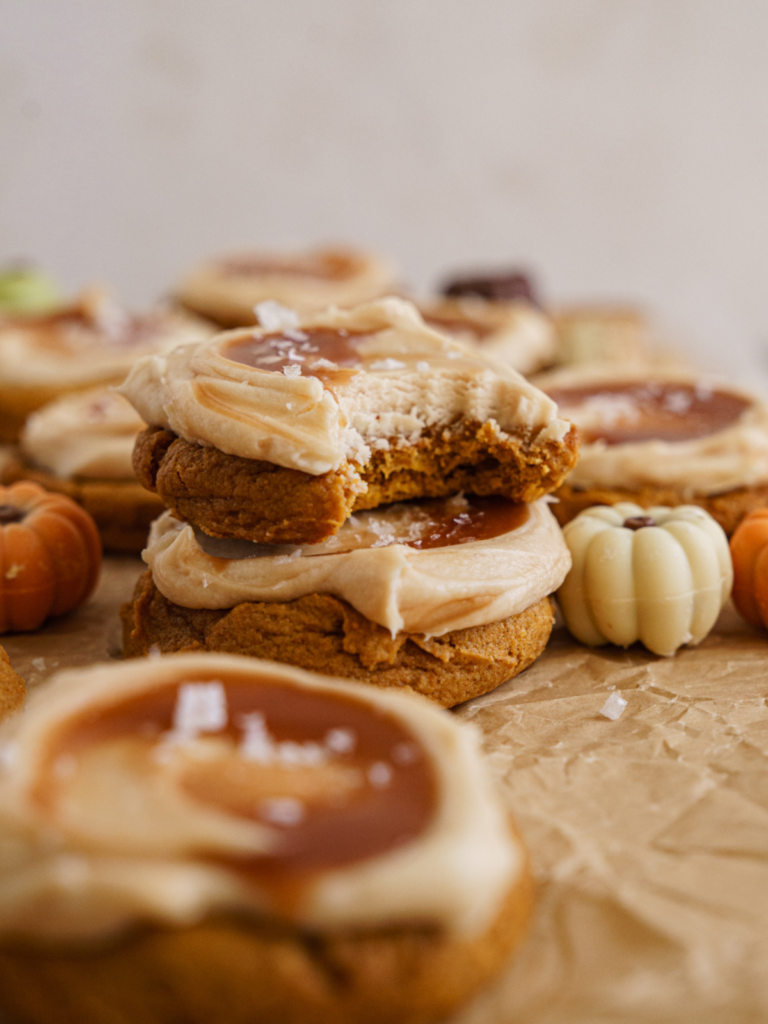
0, 646, 24, 720
0, 288, 212, 442
415, 295, 557, 376
3, 388, 165, 552
122, 495, 570, 706
539, 366, 768, 535
0, 653, 533, 1024
121, 297, 578, 545
176, 245, 398, 327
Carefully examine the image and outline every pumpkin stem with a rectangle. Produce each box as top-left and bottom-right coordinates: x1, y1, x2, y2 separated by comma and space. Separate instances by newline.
623, 515, 656, 531
0, 505, 25, 524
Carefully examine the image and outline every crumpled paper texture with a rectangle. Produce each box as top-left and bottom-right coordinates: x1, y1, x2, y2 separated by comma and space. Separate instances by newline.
453, 604, 768, 1024
3, 558, 768, 1023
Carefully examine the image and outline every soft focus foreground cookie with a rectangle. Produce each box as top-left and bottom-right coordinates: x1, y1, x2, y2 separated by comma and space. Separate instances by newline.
122, 495, 570, 706
2, 388, 165, 552
121, 297, 578, 545
539, 366, 768, 535
416, 295, 557, 376
0, 289, 212, 443
0, 481, 101, 633
557, 503, 732, 656
176, 245, 398, 326
0, 646, 24, 719
0, 653, 533, 1024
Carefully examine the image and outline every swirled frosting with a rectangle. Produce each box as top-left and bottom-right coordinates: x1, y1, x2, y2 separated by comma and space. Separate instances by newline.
119, 297, 571, 477
145, 496, 570, 636
0, 654, 521, 940
539, 366, 768, 496
21, 388, 146, 479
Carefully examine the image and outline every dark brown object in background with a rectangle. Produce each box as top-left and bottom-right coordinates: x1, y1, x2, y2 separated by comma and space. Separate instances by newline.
441, 270, 538, 306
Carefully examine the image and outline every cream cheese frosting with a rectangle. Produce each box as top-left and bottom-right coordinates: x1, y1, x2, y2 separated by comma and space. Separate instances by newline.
0, 290, 213, 390
0, 654, 522, 941
538, 366, 768, 496
417, 296, 558, 376
119, 297, 571, 477
177, 246, 398, 323
21, 388, 146, 479
145, 496, 570, 636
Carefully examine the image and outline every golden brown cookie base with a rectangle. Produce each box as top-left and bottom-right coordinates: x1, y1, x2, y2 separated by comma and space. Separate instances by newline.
122, 572, 554, 708
133, 421, 579, 544
0, 645, 24, 721
1, 457, 166, 553
0, 847, 533, 1024
552, 481, 768, 536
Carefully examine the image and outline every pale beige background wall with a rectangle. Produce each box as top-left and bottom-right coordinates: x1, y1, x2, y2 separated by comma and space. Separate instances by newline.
2, 1, 768, 382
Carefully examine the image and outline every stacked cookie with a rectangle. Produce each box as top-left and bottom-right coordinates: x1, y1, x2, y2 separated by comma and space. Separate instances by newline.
120, 296, 578, 706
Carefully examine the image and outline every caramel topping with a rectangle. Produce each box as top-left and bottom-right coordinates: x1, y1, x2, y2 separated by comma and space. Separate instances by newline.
219, 252, 358, 281
43, 674, 435, 879
224, 328, 372, 383
421, 312, 495, 341
546, 381, 751, 445
196, 496, 530, 561
337, 495, 530, 554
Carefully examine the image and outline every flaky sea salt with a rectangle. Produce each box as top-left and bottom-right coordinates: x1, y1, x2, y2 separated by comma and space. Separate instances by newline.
325, 727, 356, 754
369, 358, 406, 371
254, 300, 300, 332
416, 361, 430, 373
309, 357, 337, 370
282, 364, 301, 378
391, 741, 418, 765
31, 657, 46, 672
259, 797, 305, 827
600, 692, 627, 721
172, 681, 228, 737
368, 761, 393, 788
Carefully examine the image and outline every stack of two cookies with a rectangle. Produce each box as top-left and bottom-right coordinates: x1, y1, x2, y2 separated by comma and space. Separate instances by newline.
120, 297, 578, 707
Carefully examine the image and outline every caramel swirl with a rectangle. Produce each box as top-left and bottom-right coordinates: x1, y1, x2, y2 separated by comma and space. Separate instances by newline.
43, 673, 435, 877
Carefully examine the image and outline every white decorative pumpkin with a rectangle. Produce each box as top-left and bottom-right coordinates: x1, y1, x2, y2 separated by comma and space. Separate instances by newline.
557, 502, 733, 656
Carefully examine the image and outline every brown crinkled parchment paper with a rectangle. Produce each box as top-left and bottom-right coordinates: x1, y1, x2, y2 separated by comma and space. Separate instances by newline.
3, 559, 768, 1024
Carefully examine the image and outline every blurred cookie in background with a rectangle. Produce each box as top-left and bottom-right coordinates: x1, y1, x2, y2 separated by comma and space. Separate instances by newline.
3, 388, 165, 552
427, 267, 557, 375
176, 244, 399, 327
0, 287, 212, 443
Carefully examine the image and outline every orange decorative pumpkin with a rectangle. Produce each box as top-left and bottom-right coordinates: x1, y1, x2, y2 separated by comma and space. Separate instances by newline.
0, 481, 101, 633
730, 508, 768, 628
